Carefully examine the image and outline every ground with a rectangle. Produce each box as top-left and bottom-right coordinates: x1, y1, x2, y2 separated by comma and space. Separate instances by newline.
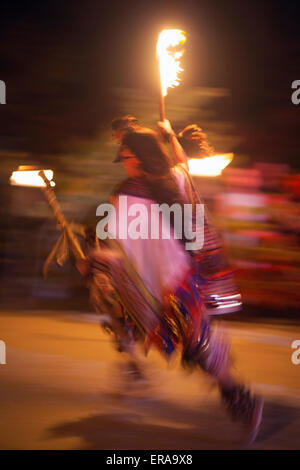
0, 310, 299, 450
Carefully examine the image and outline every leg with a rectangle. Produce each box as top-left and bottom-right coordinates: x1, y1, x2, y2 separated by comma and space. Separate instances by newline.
195, 324, 264, 444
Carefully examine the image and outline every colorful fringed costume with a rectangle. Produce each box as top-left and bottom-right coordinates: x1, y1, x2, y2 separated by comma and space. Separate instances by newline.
87, 164, 235, 374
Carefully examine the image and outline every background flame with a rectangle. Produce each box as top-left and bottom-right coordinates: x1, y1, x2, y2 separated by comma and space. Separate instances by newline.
188, 153, 234, 177
10, 169, 54, 187
156, 29, 186, 97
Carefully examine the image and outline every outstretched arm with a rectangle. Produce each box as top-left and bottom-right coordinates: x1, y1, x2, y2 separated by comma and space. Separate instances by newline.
157, 119, 188, 169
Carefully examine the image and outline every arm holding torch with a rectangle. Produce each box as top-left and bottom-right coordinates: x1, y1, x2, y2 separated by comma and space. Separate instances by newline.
156, 30, 187, 166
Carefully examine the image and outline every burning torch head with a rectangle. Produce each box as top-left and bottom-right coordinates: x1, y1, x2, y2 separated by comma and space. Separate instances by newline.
9, 166, 55, 187
156, 29, 186, 97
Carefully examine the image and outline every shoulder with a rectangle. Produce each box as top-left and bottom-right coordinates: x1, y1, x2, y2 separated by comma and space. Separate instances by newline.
172, 163, 196, 203
172, 163, 189, 193
112, 177, 152, 199
112, 177, 131, 197
172, 162, 188, 174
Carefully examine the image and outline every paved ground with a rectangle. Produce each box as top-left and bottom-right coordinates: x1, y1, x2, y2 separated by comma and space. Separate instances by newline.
0, 310, 299, 449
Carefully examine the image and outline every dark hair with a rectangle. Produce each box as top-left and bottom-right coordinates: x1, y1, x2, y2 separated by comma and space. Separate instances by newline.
178, 124, 214, 158
111, 115, 138, 131
121, 128, 185, 208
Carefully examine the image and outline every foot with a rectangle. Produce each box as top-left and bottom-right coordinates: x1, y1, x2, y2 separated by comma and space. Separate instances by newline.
221, 385, 264, 445
123, 360, 146, 383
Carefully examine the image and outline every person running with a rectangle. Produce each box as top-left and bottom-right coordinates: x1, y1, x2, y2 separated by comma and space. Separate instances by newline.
84, 123, 263, 444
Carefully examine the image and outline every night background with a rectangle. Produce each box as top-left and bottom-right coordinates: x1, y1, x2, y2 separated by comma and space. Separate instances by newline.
0, 0, 300, 451
0, 0, 299, 162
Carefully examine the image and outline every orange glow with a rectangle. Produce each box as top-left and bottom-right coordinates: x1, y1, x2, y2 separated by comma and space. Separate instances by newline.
10, 167, 55, 187
188, 153, 234, 177
156, 29, 186, 97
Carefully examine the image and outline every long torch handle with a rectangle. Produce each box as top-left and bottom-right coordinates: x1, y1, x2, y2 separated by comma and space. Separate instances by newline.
159, 88, 165, 121
158, 56, 165, 121
38, 171, 85, 260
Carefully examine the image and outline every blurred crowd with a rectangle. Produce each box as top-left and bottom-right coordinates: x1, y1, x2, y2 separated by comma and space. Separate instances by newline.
206, 163, 300, 312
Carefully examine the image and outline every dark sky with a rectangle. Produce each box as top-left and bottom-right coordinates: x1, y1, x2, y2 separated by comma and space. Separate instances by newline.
0, 0, 299, 166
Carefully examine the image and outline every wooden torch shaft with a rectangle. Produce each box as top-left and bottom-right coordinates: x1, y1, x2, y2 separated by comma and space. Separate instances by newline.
159, 88, 165, 122
38, 171, 85, 260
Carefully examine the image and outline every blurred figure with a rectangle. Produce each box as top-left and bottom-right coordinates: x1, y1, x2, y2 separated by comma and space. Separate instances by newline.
85, 123, 263, 444
158, 119, 242, 316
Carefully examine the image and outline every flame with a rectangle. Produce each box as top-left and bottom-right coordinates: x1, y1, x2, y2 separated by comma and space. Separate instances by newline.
156, 29, 186, 97
188, 153, 234, 177
10, 167, 55, 187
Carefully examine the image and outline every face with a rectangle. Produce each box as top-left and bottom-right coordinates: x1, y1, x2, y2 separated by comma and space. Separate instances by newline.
118, 144, 141, 177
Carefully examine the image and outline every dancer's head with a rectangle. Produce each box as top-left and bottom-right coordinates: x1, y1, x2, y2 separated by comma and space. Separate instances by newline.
111, 115, 138, 145
118, 128, 183, 207
119, 127, 172, 177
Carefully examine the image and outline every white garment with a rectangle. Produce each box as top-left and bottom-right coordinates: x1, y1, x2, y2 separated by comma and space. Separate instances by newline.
109, 167, 190, 301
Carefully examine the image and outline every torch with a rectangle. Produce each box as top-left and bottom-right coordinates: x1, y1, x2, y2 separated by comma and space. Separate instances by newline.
156, 29, 186, 121
10, 166, 85, 275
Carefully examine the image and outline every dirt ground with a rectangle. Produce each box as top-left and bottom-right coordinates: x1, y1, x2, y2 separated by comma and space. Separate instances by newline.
0, 310, 299, 450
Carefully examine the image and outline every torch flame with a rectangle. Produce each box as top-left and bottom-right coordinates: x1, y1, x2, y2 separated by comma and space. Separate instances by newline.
10, 167, 55, 187
188, 153, 234, 177
156, 29, 186, 97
